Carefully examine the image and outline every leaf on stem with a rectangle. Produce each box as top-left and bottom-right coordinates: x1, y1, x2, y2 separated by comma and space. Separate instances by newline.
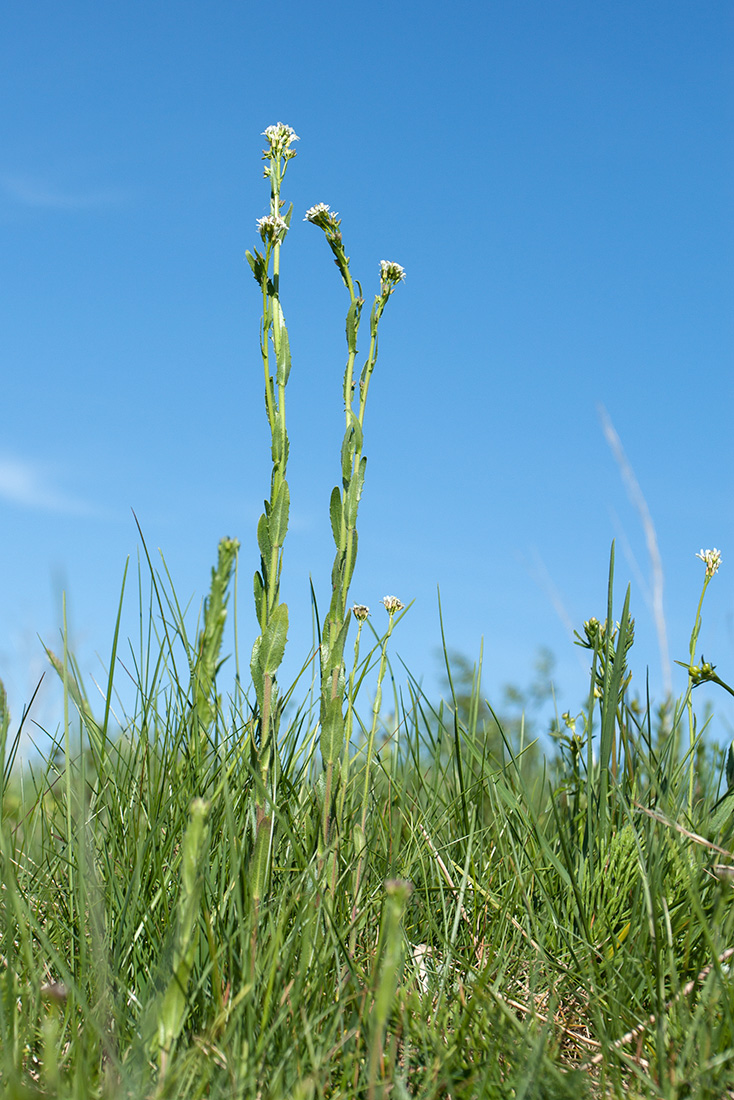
269, 480, 290, 549
330, 486, 344, 551
257, 513, 272, 562
259, 603, 289, 675
345, 298, 362, 354
253, 571, 266, 630
344, 456, 367, 528
320, 695, 345, 767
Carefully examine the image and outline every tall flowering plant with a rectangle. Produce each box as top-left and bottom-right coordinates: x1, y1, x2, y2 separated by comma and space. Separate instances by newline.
304, 202, 405, 844
244, 125, 405, 892
682, 548, 722, 812
245, 123, 298, 903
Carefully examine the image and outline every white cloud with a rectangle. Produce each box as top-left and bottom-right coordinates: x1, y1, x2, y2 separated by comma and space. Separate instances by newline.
0, 455, 93, 515
0, 172, 128, 210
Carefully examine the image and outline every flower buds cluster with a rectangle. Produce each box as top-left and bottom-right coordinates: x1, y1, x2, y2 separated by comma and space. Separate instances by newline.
381, 595, 405, 615
379, 260, 406, 296
696, 548, 722, 578
689, 659, 717, 685
261, 123, 299, 160
352, 604, 370, 622
256, 213, 289, 243
580, 617, 604, 648
304, 202, 340, 230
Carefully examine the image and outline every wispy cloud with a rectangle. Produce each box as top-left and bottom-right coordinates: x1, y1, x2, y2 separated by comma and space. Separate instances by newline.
598, 403, 671, 698
0, 455, 94, 515
0, 172, 128, 211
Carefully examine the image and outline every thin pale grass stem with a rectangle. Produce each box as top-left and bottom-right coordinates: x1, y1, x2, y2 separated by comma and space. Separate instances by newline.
599, 403, 671, 698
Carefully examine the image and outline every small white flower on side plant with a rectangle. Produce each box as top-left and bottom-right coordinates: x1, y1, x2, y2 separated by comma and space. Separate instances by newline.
256, 214, 289, 242
262, 123, 299, 158
696, 548, 722, 578
379, 261, 406, 296
304, 204, 342, 241
304, 202, 335, 223
381, 595, 404, 615
352, 604, 370, 621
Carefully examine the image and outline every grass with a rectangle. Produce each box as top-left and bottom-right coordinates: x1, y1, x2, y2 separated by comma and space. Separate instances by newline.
2, 554, 733, 1099
1, 125, 733, 1098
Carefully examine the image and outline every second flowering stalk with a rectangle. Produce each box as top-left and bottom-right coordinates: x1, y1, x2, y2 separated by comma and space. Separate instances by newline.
305, 202, 405, 843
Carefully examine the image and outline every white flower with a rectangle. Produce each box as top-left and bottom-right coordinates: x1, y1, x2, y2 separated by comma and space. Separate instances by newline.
352, 604, 370, 621
379, 261, 406, 284
304, 202, 335, 222
256, 214, 289, 241
696, 548, 722, 578
304, 204, 342, 240
262, 123, 299, 149
381, 595, 405, 615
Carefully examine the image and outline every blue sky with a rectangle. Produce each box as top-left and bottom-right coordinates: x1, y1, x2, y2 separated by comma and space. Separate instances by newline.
2, 1, 732, 753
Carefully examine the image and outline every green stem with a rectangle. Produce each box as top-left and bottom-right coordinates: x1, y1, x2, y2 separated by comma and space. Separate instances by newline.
357, 299, 386, 428
62, 595, 75, 971
687, 575, 711, 814
336, 620, 365, 832
351, 612, 398, 937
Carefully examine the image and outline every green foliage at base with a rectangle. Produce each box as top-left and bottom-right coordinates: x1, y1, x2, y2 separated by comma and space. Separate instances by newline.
1, 549, 734, 1100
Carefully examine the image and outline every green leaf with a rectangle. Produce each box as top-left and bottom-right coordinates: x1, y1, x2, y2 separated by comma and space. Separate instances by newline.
711, 792, 734, 838
331, 548, 345, 592
345, 298, 362, 354
344, 456, 367, 528
245, 249, 265, 284
275, 309, 292, 387
250, 817, 272, 904
344, 528, 358, 591
253, 571, 266, 630
269, 480, 290, 549
271, 418, 289, 468
369, 296, 381, 337
322, 613, 351, 680
330, 487, 344, 550
149, 799, 210, 1073
340, 415, 362, 484
257, 513, 271, 562
265, 375, 276, 424
259, 603, 289, 675
250, 637, 264, 706
320, 695, 344, 767
340, 430, 353, 484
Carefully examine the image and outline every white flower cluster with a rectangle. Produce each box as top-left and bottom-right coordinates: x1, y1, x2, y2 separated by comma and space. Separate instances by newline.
696, 548, 722, 578
262, 122, 299, 156
256, 213, 289, 242
381, 595, 405, 615
304, 204, 342, 241
379, 261, 406, 294
352, 604, 370, 621
304, 202, 336, 223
